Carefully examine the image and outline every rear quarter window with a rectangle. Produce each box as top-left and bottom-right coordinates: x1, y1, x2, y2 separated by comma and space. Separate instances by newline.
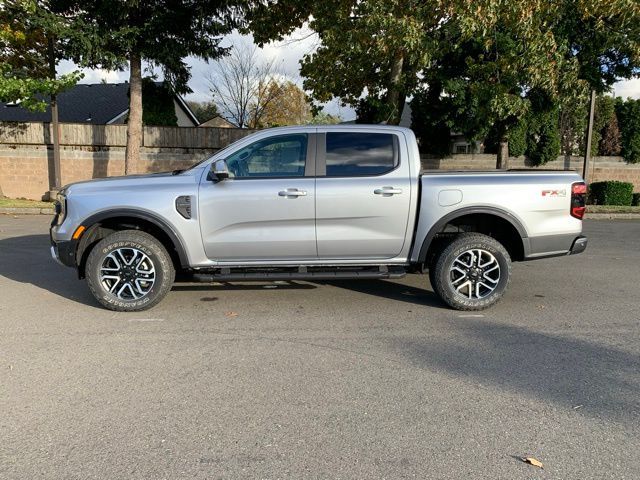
325, 132, 397, 176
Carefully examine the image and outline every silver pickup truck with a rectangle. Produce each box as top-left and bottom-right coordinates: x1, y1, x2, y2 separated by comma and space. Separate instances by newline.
50, 125, 587, 311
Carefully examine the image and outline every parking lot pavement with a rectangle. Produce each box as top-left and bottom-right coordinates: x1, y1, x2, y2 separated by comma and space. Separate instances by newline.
0, 215, 639, 479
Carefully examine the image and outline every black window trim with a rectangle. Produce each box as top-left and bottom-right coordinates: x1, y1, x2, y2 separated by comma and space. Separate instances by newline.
219, 133, 316, 181
315, 131, 401, 178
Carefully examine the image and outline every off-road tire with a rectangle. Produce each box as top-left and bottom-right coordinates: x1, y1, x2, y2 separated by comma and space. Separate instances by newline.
431, 233, 511, 311
85, 230, 175, 312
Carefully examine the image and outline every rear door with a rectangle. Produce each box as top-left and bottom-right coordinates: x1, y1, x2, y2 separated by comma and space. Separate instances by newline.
315, 129, 412, 259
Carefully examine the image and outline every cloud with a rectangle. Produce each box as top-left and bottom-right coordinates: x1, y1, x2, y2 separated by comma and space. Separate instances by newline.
58, 60, 127, 84
613, 78, 640, 100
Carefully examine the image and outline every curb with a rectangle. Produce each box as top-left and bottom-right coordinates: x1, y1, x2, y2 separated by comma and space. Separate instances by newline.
0, 207, 54, 215
585, 213, 640, 219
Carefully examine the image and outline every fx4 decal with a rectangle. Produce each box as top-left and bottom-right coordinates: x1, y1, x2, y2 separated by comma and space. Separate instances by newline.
542, 189, 566, 197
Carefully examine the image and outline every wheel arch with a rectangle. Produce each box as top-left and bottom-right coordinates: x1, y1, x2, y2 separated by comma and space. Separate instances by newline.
417, 206, 529, 265
75, 209, 189, 278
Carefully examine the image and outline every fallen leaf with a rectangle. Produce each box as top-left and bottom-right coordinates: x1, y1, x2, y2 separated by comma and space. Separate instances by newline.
225, 311, 238, 318
522, 457, 544, 469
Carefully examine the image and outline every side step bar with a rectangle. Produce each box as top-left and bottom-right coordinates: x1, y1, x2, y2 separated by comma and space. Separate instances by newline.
181, 266, 407, 283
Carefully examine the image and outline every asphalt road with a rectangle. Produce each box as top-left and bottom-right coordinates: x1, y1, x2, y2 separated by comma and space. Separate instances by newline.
1, 215, 639, 479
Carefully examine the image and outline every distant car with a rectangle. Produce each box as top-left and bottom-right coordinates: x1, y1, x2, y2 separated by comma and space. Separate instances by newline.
50, 125, 587, 311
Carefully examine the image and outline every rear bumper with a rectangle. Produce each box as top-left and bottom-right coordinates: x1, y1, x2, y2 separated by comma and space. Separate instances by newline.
523, 233, 587, 260
569, 235, 588, 255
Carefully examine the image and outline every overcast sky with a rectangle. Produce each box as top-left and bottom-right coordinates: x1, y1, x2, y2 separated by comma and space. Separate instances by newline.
58, 28, 640, 122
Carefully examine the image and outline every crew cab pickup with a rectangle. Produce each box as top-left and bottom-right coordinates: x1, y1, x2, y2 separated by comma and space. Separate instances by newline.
50, 125, 587, 311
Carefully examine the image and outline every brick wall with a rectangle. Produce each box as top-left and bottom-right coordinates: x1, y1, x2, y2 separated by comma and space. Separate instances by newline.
0, 145, 220, 200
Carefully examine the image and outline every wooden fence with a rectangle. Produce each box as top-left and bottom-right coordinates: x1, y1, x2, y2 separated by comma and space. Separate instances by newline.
0, 122, 254, 149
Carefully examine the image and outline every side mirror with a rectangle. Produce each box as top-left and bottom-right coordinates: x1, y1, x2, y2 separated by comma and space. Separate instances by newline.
211, 159, 230, 181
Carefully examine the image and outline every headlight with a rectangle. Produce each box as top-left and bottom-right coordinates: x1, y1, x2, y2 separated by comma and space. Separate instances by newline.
54, 192, 67, 225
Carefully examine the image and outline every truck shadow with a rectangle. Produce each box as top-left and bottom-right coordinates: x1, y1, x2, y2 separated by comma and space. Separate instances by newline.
316, 279, 445, 309
1, 235, 440, 308
388, 318, 640, 422
0, 234, 97, 307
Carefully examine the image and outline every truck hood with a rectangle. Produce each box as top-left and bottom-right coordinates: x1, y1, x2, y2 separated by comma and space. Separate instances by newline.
61, 171, 190, 195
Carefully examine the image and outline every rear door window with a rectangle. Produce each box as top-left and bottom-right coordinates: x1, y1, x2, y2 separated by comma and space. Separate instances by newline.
325, 132, 397, 176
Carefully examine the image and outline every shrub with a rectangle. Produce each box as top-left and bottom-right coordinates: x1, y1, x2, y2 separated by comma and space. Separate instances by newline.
633, 193, 640, 207
589, 181, 634, 206
508, 119, 527, 157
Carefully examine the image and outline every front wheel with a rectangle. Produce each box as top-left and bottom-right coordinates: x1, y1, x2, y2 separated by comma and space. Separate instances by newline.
431, 233, 511, 310
85, 230, 175, 311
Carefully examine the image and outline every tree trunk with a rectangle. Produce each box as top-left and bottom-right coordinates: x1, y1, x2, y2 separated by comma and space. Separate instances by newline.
496, 139, 509, 169
125, 52, 143, 175
386, 50, 405, 125
48, 37, 62, 192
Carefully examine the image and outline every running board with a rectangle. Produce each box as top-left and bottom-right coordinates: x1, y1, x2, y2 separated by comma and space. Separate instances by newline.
181, 266, 407, 283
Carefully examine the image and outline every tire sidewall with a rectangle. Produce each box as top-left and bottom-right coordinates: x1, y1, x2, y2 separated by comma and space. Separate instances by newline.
434, 235, 511, 310
86, 232, 174, 311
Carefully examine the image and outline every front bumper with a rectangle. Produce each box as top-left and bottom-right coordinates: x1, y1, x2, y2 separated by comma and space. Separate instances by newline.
50, 215, 78, 268
50, 239, 78, 268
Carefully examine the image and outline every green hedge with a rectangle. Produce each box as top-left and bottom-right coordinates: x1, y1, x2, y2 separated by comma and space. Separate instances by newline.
589, 181, 634, 206
633, 193, 640, 207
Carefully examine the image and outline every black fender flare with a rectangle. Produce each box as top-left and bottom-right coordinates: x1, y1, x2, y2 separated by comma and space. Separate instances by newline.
78, 208, 189, 268
416, 206, 530, 263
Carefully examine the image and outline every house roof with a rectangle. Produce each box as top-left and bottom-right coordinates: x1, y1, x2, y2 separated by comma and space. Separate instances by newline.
0, 82, 199, 125
1, 83, 131, 124
199, 116, 235, 128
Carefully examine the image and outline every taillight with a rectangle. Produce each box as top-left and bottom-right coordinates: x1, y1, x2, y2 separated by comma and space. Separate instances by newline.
571, 182, 586, 219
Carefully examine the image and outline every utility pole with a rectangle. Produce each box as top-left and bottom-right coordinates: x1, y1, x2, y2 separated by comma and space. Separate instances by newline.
48, 37, 62, 195
583, 89, 596, 184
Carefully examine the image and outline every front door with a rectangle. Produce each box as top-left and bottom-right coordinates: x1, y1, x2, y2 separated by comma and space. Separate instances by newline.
198, 132, 317, 261
315, 130, 411, 259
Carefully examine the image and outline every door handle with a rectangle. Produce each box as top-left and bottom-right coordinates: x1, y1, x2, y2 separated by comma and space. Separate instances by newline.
374, 186, 403, 195
278, 188, 307, 197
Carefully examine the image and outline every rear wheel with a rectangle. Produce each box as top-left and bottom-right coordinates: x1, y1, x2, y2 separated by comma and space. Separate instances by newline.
431, 233, 511, 310
85, 230, 175, 311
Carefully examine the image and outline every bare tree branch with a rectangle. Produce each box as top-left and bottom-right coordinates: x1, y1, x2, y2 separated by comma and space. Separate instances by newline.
206, 43, 282, 128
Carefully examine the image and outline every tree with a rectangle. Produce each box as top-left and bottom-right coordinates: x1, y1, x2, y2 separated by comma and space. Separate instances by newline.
559, 101, 588, 157
139, 79, 177, 126
307, 111, 341, 125
484, 92, 560, 165
599, 112, 622, 156
246, 0, 447, 125
1, 0, 83, 191
206, 44, 281, 128
410, 86, 455, 157
0, 0, 81, 111
59, 0, 238, 173
247, 0, 640, 168
254, 80, 311, 127
525, 99, 561, 166
591, 96, 617, 156
616, 98, 640, 164
186, 101, 219, 124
